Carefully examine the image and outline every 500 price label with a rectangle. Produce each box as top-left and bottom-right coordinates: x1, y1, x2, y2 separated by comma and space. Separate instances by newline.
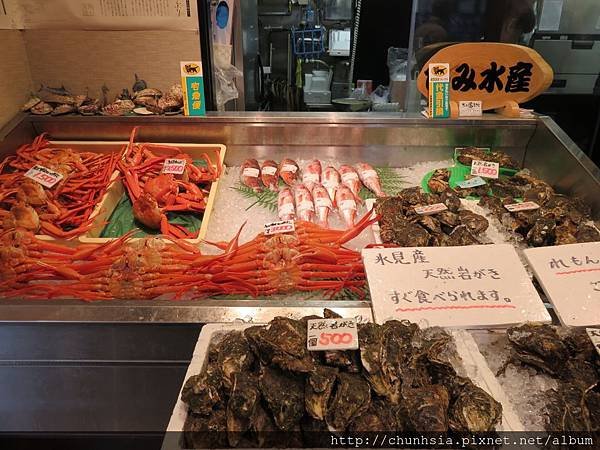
24, 165, 63, 188
471, 160, 499, 179
307, 318, 358, 351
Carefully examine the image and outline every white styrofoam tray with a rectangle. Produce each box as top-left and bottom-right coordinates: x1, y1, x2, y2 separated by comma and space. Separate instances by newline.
163, 323, 523, 449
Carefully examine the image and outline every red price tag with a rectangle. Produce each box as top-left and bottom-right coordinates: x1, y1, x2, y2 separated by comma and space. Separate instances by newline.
471, 160, 499, 179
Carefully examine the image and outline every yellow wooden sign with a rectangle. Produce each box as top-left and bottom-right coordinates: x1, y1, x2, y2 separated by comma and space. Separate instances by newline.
417, 43, 554, 118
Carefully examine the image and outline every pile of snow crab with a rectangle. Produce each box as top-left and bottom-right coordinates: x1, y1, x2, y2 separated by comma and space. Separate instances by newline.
119, 128, 222, 238
0, 134, 118, 238
0, 211, 376, 301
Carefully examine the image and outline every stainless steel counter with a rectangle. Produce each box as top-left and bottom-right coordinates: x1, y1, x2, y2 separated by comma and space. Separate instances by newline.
0, 112, 599, 324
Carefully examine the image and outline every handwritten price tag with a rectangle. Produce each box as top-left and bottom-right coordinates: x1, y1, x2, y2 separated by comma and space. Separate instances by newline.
587, 329, 600, 356
24, 165, 63, 188
456, 177, 487, 189
505, 201, 540, 212
307, 318, 358, 351
471, 160, 499, 179
459, 100, 483, 117
264, 220, 295, 236
414, 203, 448, 215
162, 159, 187, 175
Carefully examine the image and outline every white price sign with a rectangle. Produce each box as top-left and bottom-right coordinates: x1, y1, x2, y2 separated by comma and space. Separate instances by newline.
471, 160, 499, 179
264, 220, 295, 236
362, 245, 550, 327
307, 318, 358, 351
24, 165, 63, 188
162, 159, 187, 175
505, 201, 540, 212
414, 203, 448, 215
525, 242, 600, 326
459, 101, 483, 117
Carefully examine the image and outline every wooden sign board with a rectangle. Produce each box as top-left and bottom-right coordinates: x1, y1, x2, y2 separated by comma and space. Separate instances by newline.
363, 244, 551, 328
524, 242, 600, 327
417, 43, 554, 118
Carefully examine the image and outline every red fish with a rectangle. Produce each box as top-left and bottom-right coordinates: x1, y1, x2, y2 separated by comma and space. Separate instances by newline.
294, 184, 315, 222
261, 160, 279, 191
355, 162, 385, 197
322, 166, 341, 206
302, 159, 322, 191
279, 159, 300, 186
335, 185, 357, 228
240, 159, 262, 193
339, 165, 362, 202
312, 183, 332, 228
277, 187, 295, 220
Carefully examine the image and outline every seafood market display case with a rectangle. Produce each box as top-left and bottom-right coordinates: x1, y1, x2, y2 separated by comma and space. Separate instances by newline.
1, 112, 600, 437
1, 112, 600, 322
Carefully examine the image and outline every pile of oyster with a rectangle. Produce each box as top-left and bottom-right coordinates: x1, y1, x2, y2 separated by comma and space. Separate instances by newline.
21, 75, 183, 117
181, 311, 502, 448
478, 169, 600, 247
499, 324, 599, 431
456, 146, 520, 170
375, 187, 490, 247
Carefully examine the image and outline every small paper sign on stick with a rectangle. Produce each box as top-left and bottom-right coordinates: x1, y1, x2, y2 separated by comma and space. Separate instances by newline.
362, 244, 550, 328
264, 220, 295, 236
162, 159, 187, 175
471, 160, 499, 179
524, 242, 600, 326
306, 318, 358, 351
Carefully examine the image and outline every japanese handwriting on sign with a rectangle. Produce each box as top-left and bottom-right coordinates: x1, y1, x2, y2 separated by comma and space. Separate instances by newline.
390, 289, 512, 304
307, 318, 358, 351
591, 281, 600, 292
375, 250, 430, 266
423, 267, 501, 280
549, 256, 600, 270
447, 61, 534, 94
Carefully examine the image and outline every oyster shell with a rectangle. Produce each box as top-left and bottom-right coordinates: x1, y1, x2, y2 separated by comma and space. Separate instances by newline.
22, 96, 41, 112
259, 365, 304, 431
30, 101, 53, 115
427, 168, 450, 193
448, 377, 502, 432
50, 103, 76, 116
226, 372, 260, 446
183, 409, 227, 449
181, 363, 223, 415
101, 99, 134, 116
402, 385, 449, 432
305, 365, 338, 420
216, 331, 254, 390
349, 399, 399, 432
326, 372, 371, 431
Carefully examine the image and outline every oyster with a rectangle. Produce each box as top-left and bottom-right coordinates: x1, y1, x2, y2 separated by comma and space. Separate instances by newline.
526, 217, 556, 247
30, 101, 53, 115
226, 372, 260, 446
181, 363, 223, 415
438, 188, 461, 212
101, 99, 134, 116
459, 210, 489, 235
444, 225, 480, 246
456, 147, 518, 169
326, 372, 371, 431
50, 103, 75, 116
305, 365, 338, 420
402, 385, 449, 432
428, 168, 450, 193
183, 409, 227, 449
448, 377, 502, 432
216, 331, 254, 390
21, 96, 41, 112
244, 318, 314, 373
503, 323, 569, 376
349, 399, 399, 432
259, 365, 305, 431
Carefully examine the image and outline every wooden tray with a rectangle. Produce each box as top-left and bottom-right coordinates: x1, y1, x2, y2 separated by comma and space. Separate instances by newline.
79, 142, 226, 246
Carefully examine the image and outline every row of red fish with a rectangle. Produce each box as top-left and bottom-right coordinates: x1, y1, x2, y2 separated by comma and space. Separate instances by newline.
240, 158, 386, 199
